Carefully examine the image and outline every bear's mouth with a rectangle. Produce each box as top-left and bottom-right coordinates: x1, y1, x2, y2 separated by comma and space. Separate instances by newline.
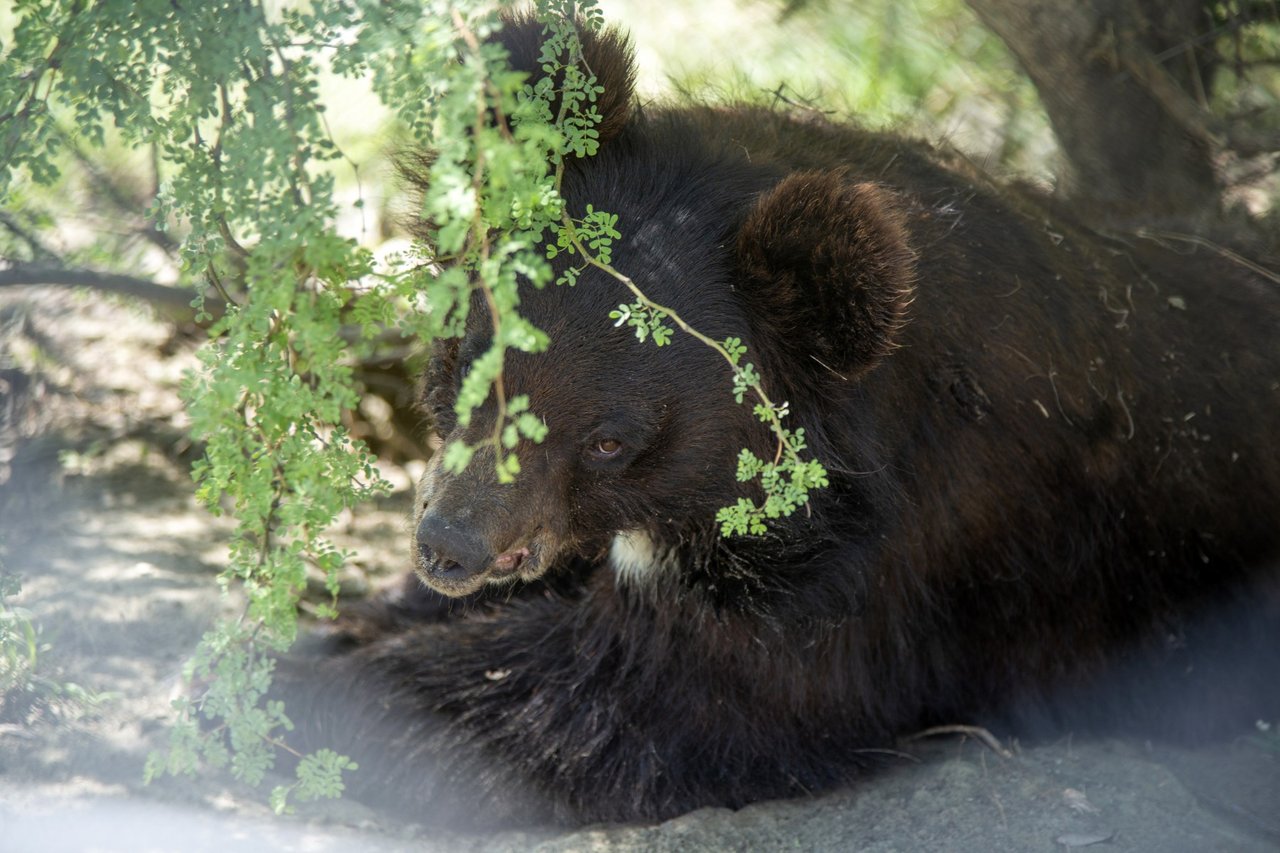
418, 542, 545, 596
489, 546, 532, 579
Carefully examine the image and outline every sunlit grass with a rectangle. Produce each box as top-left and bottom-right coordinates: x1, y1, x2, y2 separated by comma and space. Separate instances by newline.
598, 0, 1055, 178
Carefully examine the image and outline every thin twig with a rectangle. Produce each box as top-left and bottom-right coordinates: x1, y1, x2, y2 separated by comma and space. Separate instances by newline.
452, 8, 511, 466
564, 218, 793, 465
1133, 227, 1280, 283
903, 724, 1014, 758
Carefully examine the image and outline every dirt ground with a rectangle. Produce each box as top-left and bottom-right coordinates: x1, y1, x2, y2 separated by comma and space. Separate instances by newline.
1, 287, 1278, 852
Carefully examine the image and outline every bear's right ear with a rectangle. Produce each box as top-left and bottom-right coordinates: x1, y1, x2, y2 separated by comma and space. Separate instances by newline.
495, 13, 636, 149
736, 170, 916, 380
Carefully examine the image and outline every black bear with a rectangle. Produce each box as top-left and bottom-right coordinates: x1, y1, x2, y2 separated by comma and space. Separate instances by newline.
278, 17, 1280, 826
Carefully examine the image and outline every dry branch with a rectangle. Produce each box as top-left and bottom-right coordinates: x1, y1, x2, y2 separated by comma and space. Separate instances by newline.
0, 263, 219, 322
1118, 28, 1280, 158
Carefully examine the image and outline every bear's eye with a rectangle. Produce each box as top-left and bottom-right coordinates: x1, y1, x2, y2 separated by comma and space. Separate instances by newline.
590, 438, 624, 460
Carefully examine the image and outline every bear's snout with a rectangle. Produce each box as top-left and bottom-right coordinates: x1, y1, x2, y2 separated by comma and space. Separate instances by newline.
415, 512, 492, 590
415, 511, 540, 595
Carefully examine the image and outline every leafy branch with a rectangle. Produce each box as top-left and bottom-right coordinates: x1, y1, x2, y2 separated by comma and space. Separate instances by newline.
421, 2, 615, 483
2, 0, 827, 813
554, 214, 829, 536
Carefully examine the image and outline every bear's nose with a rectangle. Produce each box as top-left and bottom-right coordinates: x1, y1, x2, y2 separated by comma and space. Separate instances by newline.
416, 512, 491, 581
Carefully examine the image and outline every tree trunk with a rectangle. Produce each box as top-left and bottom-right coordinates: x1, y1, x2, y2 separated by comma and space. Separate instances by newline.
965, 0, 1220, 219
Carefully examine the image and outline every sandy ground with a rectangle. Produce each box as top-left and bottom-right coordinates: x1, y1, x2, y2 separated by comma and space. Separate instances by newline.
1, 287, 1278, 852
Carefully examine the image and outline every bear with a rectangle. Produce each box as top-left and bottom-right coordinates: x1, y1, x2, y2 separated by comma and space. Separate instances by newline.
275, 16, 1280, 827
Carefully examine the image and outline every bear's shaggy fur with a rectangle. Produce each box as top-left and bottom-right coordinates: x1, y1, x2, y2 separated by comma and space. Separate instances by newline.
277, 18, 1280, 826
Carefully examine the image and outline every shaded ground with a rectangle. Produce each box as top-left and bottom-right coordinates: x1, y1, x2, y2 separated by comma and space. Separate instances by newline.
1, 288, 1277, 852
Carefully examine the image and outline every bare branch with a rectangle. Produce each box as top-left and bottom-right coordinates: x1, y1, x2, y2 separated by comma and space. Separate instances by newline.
1118, 26, 1280, 158
0, 212, 62, 264
0, 263, 224, 322
55, 126, 179, 254
1132, 228, 1280, 283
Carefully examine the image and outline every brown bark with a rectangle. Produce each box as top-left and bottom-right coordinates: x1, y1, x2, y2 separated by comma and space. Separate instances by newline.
964, 0, 1220, 219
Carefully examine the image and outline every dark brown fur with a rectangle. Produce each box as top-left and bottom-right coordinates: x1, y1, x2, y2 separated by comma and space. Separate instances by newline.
275, 18, 1280, 827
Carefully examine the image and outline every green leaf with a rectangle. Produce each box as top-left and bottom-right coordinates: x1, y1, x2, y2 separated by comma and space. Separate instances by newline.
442, 441, 476, 474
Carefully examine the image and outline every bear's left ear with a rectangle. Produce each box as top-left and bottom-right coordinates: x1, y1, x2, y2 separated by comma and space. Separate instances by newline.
736, 170, 916, 380
496, 13, 636, 149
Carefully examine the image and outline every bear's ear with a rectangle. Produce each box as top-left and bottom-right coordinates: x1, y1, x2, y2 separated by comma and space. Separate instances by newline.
736, 170, 916, 380
495, 13, 636, 149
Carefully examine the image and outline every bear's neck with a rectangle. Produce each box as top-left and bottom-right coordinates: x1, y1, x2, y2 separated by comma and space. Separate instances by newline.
606, 517, 869, 627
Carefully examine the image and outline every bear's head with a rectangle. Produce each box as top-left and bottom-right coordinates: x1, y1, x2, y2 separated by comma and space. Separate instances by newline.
411, 16, 915, 598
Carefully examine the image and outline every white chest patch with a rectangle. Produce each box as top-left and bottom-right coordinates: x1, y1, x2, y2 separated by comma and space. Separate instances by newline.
610, 529, 668, 585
